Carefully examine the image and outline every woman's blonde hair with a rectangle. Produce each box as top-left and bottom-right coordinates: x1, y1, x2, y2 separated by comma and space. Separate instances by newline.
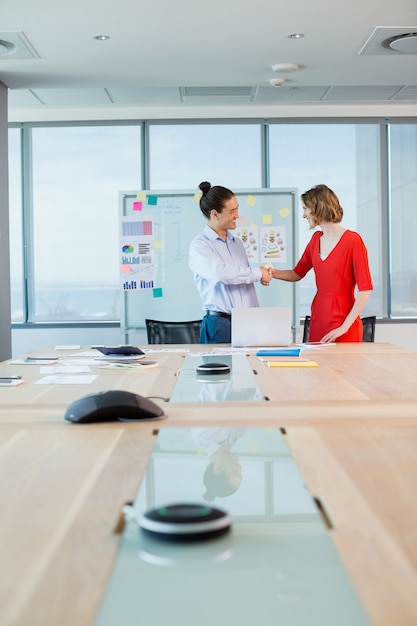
301, 184, 343, 227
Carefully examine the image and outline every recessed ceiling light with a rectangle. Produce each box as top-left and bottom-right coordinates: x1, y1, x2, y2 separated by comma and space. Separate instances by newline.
93, 35, 110, 41
288, 33, 304, 39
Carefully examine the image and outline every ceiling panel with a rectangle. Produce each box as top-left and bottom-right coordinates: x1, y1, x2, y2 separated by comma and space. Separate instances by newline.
1, 0, 416, 115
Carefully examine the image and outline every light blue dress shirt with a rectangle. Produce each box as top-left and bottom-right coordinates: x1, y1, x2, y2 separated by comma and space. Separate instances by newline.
189, 224, 261, 314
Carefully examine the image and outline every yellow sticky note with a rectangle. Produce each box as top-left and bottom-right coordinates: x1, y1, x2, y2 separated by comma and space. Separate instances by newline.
246, 194, 257, 207
267, 361, 319, 368
279, 207, 290, 218
193, 192, 202, 202
262, 214, 273, 225
136, 191, 147, 201
153, 239, 163, 248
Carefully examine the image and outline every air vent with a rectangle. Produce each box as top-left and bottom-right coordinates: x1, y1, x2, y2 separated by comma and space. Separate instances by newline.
0, 32, 39, 59
179, 86, 258, 103
358, 27, 417, 55
181, 86, 253, 97
383, 32, 417, 53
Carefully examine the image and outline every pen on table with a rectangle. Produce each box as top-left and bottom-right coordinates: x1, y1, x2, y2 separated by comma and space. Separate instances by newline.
24, 357, 58, 361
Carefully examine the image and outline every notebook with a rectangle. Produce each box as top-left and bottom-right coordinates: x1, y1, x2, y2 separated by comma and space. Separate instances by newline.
231, 307, 292, 347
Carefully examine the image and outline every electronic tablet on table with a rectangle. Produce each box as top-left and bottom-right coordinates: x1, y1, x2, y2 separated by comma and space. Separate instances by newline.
95, 346, 146, 357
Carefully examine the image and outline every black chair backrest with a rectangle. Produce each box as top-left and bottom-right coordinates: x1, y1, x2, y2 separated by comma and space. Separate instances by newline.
302, 314, 376, 343
302, 316, 311, 343
145, 319, 202, 344
361, 315, 376, 343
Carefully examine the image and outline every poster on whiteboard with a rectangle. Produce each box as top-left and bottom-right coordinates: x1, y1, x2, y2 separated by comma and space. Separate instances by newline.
120, 217, 157, 290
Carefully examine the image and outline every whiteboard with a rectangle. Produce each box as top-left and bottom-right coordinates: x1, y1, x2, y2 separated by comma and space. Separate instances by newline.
119, 189, 299, 341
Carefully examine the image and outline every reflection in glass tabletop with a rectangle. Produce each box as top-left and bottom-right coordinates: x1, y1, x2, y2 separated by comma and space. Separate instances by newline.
93, 428, 370, 626
169, 354, 264, 402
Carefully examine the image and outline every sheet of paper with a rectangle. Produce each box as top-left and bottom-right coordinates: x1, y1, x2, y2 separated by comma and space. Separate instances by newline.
40, 365, 91, 373
35, 375, 99, 385
297, 343, 336, 349
211, 347, 257, 354
143, 348, 190, 353
60, 358, 100, 366
98, 362, 158, 370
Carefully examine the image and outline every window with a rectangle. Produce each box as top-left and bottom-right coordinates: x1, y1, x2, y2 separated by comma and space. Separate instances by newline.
269, 122, 382, 317
389, 123, 417, 317
29, 124, 141, 322
148, 122, 262, 189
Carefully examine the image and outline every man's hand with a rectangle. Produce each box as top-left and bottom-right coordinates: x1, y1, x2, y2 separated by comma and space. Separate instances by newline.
260, 266, 271, 286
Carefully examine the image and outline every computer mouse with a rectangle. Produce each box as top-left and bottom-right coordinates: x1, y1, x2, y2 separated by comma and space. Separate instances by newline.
64, 389, 166, 423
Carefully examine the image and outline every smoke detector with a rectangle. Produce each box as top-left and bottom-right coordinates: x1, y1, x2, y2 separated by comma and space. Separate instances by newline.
270, 78, 286, 87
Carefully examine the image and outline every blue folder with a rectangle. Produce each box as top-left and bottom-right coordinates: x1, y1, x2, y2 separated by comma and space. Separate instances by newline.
256, 348, 301, 357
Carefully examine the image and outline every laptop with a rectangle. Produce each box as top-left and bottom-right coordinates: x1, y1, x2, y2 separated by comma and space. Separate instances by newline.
231, 307, 292, 347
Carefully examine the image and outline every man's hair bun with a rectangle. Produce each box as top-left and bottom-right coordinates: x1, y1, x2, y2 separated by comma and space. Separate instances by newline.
199, 181, 211, 195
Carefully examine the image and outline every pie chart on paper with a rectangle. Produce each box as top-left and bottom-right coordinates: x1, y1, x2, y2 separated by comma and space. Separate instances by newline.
122, 245, 134, 254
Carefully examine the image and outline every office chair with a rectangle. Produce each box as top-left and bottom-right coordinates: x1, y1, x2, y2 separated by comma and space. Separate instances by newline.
302, 315, 376, 343
302, 316, 311, 343
145, 319, 202, 344
361, 315, 376, 342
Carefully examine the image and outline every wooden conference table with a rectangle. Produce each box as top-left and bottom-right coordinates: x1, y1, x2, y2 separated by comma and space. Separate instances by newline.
0, 343, 416, 626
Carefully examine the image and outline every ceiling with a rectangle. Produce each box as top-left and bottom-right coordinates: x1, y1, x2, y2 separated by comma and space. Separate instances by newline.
1, 0, 417, 120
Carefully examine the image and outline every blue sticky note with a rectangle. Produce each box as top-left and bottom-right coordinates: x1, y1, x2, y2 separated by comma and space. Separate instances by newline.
153, 288, 163, 298
148, 195, 158, 206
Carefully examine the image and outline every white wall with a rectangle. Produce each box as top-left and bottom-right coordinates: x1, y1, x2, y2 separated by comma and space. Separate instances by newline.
370, 323, 417, 353
8, 102, 417, 124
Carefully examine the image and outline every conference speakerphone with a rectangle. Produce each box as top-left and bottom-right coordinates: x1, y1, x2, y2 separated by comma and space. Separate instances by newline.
139, 503, 231, 541
195, 362, 231, 375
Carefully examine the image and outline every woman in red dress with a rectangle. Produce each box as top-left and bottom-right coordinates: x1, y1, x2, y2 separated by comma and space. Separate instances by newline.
269, 184, 373, 343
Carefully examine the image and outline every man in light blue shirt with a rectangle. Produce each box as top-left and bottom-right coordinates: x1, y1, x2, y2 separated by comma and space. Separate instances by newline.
189, 182, 271, 343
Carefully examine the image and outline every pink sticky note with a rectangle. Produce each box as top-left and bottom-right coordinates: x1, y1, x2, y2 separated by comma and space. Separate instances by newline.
133, 201, 143, 211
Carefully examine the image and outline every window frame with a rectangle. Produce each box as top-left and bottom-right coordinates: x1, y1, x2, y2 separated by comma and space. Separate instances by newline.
8, 116, 417, 327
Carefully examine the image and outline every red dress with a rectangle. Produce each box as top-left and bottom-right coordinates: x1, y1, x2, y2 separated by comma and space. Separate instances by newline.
294, 230, 373, 342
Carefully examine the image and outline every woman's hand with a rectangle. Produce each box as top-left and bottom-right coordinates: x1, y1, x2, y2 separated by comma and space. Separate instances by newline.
320, 326, 347, 343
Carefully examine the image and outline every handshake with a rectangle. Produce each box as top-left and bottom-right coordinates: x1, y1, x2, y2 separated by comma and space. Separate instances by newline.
260, 265, 273, 287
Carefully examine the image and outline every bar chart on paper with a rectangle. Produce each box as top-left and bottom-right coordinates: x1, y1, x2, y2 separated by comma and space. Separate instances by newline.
121, 220, 153, 237
122, 279, 155, 290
